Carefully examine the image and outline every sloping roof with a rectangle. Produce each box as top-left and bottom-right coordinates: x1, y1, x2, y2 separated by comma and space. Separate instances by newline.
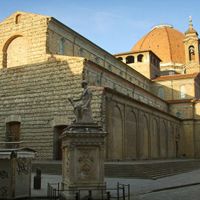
152, 73, 199, 81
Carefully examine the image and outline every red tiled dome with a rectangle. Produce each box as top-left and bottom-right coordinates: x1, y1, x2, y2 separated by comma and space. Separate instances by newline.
132, 25, 185, 64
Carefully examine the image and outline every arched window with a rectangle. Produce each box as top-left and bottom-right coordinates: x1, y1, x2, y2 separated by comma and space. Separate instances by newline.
180, 85, 186, 99
3, 36, 28, 68
158, 87, 164, 99
117, 57, 123, 61
79, 48, 83, 56
152, 57, 156, 65
137, 54, 144, 62
126, 56, 134, 64
15, 14, 22, 24
189, 45, 195, 61
176, 112, 181, 118
59, 38, 65, 54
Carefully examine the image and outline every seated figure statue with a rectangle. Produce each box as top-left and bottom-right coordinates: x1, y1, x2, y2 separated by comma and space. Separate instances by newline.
68, 80, 93, 123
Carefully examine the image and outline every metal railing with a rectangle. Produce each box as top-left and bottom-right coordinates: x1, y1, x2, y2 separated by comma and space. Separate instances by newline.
47, 182, 130, 200
47, 182, 61, 199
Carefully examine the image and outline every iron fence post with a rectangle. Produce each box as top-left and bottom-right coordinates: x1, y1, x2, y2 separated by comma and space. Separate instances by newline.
47, 183, 49, 197
88, 190, 92, 200
117, 182, 120, 200
107, 191, 111, 200
122, 185, 125, 200
75, 192, 79, 200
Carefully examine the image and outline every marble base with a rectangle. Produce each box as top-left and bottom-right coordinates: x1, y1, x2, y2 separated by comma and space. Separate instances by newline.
61, 122, 107, 199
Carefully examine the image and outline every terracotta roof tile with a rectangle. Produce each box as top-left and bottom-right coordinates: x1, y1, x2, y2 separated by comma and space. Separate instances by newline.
132, 25, 185, 64
167, 99, 194, 103
152, 73, 199, 81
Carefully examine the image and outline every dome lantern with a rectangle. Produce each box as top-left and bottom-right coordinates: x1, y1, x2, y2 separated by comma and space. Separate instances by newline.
185, 16, 198, 36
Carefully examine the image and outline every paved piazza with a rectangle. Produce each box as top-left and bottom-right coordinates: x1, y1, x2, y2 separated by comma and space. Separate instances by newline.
135, 184, 200, 200
31, 169, 200, 199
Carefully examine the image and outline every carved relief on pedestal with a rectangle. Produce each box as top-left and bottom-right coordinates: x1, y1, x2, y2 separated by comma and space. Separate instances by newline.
0, 186, 8, 198
0, 170, 8, 179
63, 148, 70, 182
76, 147, 98, 182
16, 158, 30, 175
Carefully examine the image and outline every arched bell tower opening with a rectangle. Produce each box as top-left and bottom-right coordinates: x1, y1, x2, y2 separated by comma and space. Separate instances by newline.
189, 45, 195, 61
183, 16, 200, 71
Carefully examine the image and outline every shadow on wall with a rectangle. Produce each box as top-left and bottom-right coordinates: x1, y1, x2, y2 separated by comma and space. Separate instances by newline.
0, 57, 87, 159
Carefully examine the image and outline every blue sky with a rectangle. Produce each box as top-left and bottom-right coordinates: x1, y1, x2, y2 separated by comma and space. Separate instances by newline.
0, 0, 200, 54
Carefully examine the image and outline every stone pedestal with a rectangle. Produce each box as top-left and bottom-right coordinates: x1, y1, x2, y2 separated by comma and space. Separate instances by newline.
61, 123, 107, 199
0, 148, 35, 199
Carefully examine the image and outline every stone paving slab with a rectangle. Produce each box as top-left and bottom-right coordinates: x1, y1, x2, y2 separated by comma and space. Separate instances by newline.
31, 169, 200, 199
135, 184, 200, 200
105, 158, 199, 165
32, 159, 199, 165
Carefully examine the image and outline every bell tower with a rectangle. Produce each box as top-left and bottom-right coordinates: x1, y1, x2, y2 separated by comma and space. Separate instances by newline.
183, 16, 200, 72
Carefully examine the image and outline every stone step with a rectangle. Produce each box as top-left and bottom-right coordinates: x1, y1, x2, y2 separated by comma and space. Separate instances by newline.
32, 160, 200, 180
104, 160, 200, 179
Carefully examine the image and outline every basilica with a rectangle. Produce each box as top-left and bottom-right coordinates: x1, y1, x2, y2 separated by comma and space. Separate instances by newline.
0, 12, 199, 160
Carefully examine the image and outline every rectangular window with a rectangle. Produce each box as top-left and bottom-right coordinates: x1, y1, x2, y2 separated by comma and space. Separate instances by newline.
6, 122, 21, 148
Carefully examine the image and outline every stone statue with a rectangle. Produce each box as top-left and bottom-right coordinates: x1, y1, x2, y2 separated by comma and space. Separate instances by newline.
68, 80, 93, 123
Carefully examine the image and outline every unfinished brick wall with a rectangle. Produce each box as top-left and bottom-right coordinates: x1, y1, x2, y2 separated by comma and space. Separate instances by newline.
0, 55, 105, 159
0, 12, 48, 68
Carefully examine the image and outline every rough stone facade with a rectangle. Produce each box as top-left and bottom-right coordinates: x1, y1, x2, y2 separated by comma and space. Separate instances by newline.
0, 11, 198, 160
0, 12, 48, 68
0, 57, 106, 159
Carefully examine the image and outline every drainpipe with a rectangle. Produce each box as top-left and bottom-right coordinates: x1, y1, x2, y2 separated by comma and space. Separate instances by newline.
192, 100, 196, 157
171, 80, 174, 99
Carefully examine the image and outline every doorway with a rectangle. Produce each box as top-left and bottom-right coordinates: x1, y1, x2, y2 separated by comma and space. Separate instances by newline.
53, 125, 67, 160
